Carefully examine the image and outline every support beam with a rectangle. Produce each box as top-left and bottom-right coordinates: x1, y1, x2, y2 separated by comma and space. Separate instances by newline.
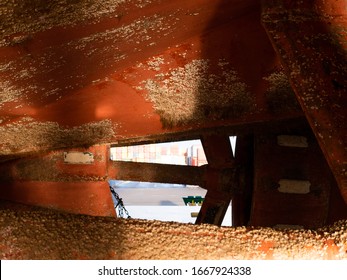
108, 161, 203, 186
196, 134, 236, 225
195, 190, 232, 225
200, 134, 235, 168
261, 0, 347, 203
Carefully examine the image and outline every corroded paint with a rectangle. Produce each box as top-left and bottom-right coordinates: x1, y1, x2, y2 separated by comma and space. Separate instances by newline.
0, 0, 345, 230
0, 181, 115, 217
0, 145, 115, 216
138, 59, 252, 127
0, 118, 116, 157
261, 0, 347, 203
0, 0, 304, 159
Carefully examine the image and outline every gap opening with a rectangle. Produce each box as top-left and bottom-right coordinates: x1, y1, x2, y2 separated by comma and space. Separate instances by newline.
110, 139, 207, 166
109, 137, 237, 226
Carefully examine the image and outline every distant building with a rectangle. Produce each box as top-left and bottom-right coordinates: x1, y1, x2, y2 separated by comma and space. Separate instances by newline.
110, 141, 207, 166
186, 144, 208, 166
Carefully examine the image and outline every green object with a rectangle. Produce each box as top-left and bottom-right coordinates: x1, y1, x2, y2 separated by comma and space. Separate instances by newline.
182, 196, 204, 206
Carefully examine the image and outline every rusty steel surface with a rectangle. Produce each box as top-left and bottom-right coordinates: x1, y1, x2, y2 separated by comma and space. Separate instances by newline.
250, 126, 345, 229
0, 0, 303, 160
261, 0, 347, 203
196, 134, 236, 225
0, 145, 116, 216
0, 0, 346, 225
0, 125, 346, 225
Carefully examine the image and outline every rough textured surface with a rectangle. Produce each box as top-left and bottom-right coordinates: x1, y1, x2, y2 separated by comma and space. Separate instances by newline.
137, 59, 252, 127
0, 0, 130, 47
0, 118, 116, 156
0, 0, 303, 158
0, 0, 345, 237
263, 69, 300, 113
0, 200, 346, 260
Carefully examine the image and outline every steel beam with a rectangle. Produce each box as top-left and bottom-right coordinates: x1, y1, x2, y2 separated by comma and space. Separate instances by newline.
261, 0, 347, 203
200, 134, 235, 168
108, 161, 203, 186
196, 134, 236, 225
195, 190, 232, 225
